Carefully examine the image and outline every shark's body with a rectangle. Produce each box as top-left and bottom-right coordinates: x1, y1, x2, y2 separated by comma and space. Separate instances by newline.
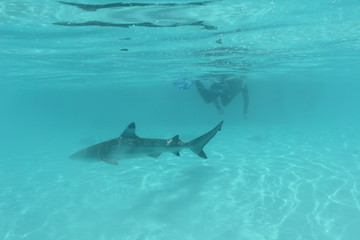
70, 121, 223, 165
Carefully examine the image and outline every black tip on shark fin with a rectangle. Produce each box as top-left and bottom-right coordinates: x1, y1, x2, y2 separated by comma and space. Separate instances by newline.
172, 135, 180, 141
120, 122, 138, 138
173, 151, 180, 157
128, 122, 135, 128
198, 150, 207, 159
217, 121, 223, 131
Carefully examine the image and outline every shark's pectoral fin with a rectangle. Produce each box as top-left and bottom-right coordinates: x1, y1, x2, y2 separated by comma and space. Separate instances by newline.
173, 151, 180, 157
148, 153, 161, 158
102, 158, 119, 165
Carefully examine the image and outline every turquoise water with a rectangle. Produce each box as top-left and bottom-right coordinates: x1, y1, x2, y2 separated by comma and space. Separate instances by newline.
1, 0, 360, 239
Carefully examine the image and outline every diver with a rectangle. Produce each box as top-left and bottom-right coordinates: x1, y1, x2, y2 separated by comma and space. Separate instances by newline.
195, 76, 249, 117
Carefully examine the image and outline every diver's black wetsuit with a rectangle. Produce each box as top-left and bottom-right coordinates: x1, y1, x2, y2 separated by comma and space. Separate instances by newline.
196, 79, 249, 116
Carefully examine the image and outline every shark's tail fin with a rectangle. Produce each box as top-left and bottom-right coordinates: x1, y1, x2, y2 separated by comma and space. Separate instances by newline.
187, 121, 223, 159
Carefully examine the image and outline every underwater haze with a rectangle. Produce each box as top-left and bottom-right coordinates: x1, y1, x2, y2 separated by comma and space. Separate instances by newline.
1, 0, 360, 239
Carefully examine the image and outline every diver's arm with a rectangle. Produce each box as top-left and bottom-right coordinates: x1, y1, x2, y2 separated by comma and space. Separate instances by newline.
242, 84, 249, 118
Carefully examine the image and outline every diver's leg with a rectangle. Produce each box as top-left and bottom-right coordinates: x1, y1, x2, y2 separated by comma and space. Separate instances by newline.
241, 85, 249, 119
195, 81, 217, 103
214, 98, 224, 115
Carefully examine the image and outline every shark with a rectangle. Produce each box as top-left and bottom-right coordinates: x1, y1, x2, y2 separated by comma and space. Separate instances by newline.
70, 121, 223, 165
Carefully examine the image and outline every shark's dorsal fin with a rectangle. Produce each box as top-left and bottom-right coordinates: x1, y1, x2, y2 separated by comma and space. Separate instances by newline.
120, 122, 138, 138
172, 135, 180, 141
